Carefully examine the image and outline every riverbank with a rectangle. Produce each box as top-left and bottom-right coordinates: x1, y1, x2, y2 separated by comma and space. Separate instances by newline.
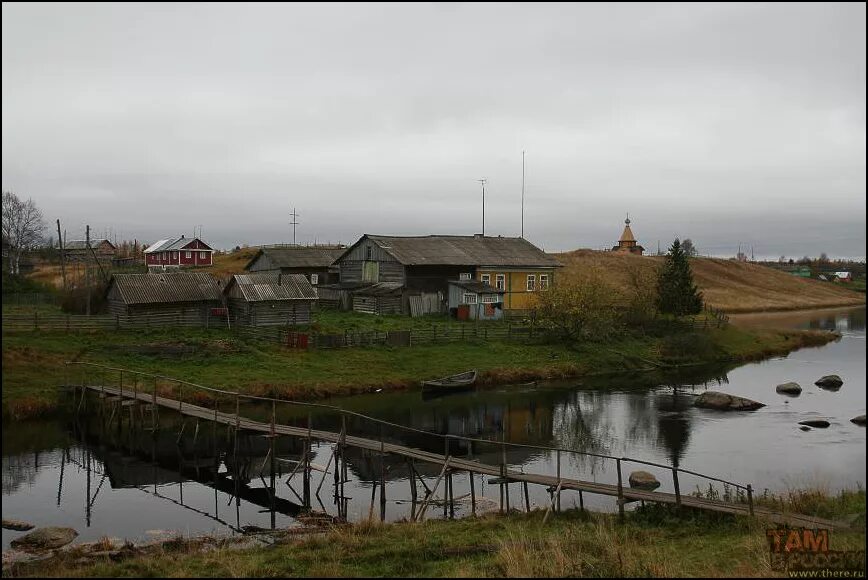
1, 322, 840, 420
5, 489, 864, 578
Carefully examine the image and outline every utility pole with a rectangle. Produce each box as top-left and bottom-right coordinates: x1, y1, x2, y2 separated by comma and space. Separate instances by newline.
57, 219, 67, 291
85, 225, 91, 316
521, 150, 526, 239
290, 208, 300, 246
478, 179, 487, 236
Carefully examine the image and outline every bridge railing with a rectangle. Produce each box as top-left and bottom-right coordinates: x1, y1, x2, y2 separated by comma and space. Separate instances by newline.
65, 360, 754, 516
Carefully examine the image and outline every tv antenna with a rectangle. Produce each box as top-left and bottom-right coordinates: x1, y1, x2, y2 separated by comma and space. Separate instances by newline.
478, 179, 487, 236
290, 208, 300, 245
521, 150, 526, 238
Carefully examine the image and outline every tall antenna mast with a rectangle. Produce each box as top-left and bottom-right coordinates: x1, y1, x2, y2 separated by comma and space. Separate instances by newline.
478, 179, 487, 236
289, 208, 300, 245
521, 150, 526, 238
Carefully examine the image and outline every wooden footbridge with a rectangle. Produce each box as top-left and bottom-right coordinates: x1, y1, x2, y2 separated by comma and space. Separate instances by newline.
67, 362, 844, 530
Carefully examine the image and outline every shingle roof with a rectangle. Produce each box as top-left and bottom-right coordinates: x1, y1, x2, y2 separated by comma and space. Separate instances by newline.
65, 239, 114, 250
227, 273, 318, 302
110, 273, 223, 305
245, 247, 345, 270
346, 235, 561, 268
448, 280, 505, 294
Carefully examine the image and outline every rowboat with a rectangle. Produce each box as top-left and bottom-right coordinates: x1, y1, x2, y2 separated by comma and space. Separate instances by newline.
421, 369, 478, 398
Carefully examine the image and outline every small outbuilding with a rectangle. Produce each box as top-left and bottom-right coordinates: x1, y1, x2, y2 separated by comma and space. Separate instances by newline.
447, 280, 505, 320
224, 273, 317, 326
106, 272, 223, 326
351, 282, 404, 315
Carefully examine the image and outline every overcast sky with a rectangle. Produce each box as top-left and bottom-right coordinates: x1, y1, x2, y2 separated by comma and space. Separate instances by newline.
2, 2, 865, 258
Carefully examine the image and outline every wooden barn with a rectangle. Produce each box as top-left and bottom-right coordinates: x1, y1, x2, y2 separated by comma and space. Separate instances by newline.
105, 272, 223, 326
351, 282, 404, 315
244, 246, 344, 286
333, 234, 560, 313
64, 239, 116, 262
224, 273, 317, 326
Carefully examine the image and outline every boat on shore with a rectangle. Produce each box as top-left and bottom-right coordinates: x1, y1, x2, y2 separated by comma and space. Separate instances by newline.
421, 369, 478, 398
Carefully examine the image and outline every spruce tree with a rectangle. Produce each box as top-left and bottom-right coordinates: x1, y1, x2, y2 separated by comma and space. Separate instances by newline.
656, 238, 704, 316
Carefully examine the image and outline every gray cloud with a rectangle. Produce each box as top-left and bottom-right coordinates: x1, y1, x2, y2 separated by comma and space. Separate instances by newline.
2, 2, 865, 259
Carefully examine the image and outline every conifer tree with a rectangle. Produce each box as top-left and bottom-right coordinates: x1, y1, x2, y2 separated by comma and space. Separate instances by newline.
656, 238, 704, 316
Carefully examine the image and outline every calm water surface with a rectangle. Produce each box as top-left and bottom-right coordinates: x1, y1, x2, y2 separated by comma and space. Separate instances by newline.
3, 307, 865, 549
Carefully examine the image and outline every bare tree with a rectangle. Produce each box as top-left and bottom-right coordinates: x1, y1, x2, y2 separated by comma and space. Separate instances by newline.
2, 191, 45, 275
681, 238, 699, 257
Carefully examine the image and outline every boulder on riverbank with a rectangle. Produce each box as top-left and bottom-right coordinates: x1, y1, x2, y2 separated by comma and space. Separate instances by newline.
851, 415, 866, 426
694, 391, 765, 411
628, 471, 661, 490
775, 382, 802, 395
815, 375, 843, 390
10, 527, 78, 551
2, 519, 34, 532
798, 420, 831, 429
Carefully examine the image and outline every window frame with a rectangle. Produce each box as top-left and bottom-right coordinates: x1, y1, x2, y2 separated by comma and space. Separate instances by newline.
539, 274, 549, 290
310, 273, 319, 285
481, 294, 497, 304
526, 274, 536, 292
463, 292, 478, 304
495, 274, 505, 290
459, 272, 472, 281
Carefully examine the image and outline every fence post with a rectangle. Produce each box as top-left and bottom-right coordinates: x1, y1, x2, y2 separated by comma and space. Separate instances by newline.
747, 484, 754, 516
34, 312, 38, 330
672, 468, 681, 507
616, 458, 625, 521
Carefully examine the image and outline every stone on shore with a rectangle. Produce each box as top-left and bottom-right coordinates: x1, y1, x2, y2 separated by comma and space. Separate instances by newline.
1, 519, 34, 532
694, 391, 765, 411
10, 527, 78, 551
775, 382, 802, 395
628, 470, 661, 490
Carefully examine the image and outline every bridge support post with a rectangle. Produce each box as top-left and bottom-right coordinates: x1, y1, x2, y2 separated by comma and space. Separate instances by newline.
408, 458, 418, 520
747, 484, 754, 516
380, 426, 386, 522
616, 458, 625, 521
579, 490, 584, 510
556, 450, 562, 512
303, 413, 312, 510
672, 468, 681, 508
469, 470, 476, 516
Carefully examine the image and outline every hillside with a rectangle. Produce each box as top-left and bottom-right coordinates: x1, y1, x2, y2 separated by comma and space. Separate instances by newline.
554, 249, 865, 313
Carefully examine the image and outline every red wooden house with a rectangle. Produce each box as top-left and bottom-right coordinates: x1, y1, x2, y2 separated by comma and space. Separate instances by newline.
144, 236, 214, 269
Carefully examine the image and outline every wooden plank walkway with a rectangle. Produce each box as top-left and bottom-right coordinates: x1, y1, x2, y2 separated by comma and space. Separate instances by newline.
84, 384, 846, 530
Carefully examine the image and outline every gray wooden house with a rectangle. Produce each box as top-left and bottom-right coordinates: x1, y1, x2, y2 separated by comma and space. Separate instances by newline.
64, 239, 116, 262
333, 234, 561, 314
224, 273, 317, 326
106, 272, 223, 326
447, 280, 505, 320
244, 246, 344, 286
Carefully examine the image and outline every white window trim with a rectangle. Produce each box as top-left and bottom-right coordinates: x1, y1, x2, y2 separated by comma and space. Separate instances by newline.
481, 294, 497, 303
459, 272, 472, 281
200, 251, 207, 259
527, 274, 536, 291
463, 293, 478, 304
495, 274, 505, 290
310, 273, 319, 285
540, 274, 549, 290
185, 251, 192, 258
480, 274, 491, 284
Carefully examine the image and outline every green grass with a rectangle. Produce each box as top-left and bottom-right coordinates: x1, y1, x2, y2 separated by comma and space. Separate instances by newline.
9, 491, 865, 578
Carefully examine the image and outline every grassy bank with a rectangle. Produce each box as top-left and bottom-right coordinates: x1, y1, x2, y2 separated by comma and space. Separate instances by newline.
1, 318, 839, 419
7, 490, 864, 578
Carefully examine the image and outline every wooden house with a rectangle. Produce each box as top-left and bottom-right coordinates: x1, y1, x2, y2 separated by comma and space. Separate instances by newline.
333, 234, 560, 313
224, 273, 317, 326
105, 272, 223, 326
64, 239, 116, 261
144, 236, 214, 269
243, 246, 344, 285
447, 280, 505, 320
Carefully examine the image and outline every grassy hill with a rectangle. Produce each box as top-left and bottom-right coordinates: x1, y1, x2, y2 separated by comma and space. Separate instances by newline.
554, 249, 865, 313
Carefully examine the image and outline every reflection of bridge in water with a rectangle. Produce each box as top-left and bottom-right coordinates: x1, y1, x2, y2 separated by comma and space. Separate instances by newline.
67, 362, 846, 529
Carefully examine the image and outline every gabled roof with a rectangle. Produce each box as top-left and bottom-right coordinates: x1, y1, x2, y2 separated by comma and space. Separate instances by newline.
340, 235, 561, 268
619, 224, 636, 243
244, 247, 345, 271
448, 280, 505, 294
65, 239, 115, 250
225, 273, 318, 302
144, 236, 213, 253
109, 273, 222, 305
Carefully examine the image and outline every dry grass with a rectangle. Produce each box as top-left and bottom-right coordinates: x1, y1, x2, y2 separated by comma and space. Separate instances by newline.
553, 250, 864, 313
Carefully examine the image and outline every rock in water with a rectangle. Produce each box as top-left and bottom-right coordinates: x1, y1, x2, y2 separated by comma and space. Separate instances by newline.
10, 527, 78, 551
799, 426, 811, 432
798, 420, 831, 429
628, 471, 661, 490
851, 415, 866, 426
815, 375, 844, 390
694, 391, 765, 411
775, 382, 802, 395
1, 519, 35, 531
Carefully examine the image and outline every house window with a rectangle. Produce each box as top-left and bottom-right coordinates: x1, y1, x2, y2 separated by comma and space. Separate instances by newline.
310, 273, 319, 285
463, 293, 478, 304
481, 274, 491, 285
459, 272, 472, 281
185, 251, 191, 259
481, 294, 497, 303
540, 274, 549, 290
172, 251, 178, 260
526, 274, 536, 291
495, 274, 505, 290
366, 246, 373, 260
200, 252, 207, 259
